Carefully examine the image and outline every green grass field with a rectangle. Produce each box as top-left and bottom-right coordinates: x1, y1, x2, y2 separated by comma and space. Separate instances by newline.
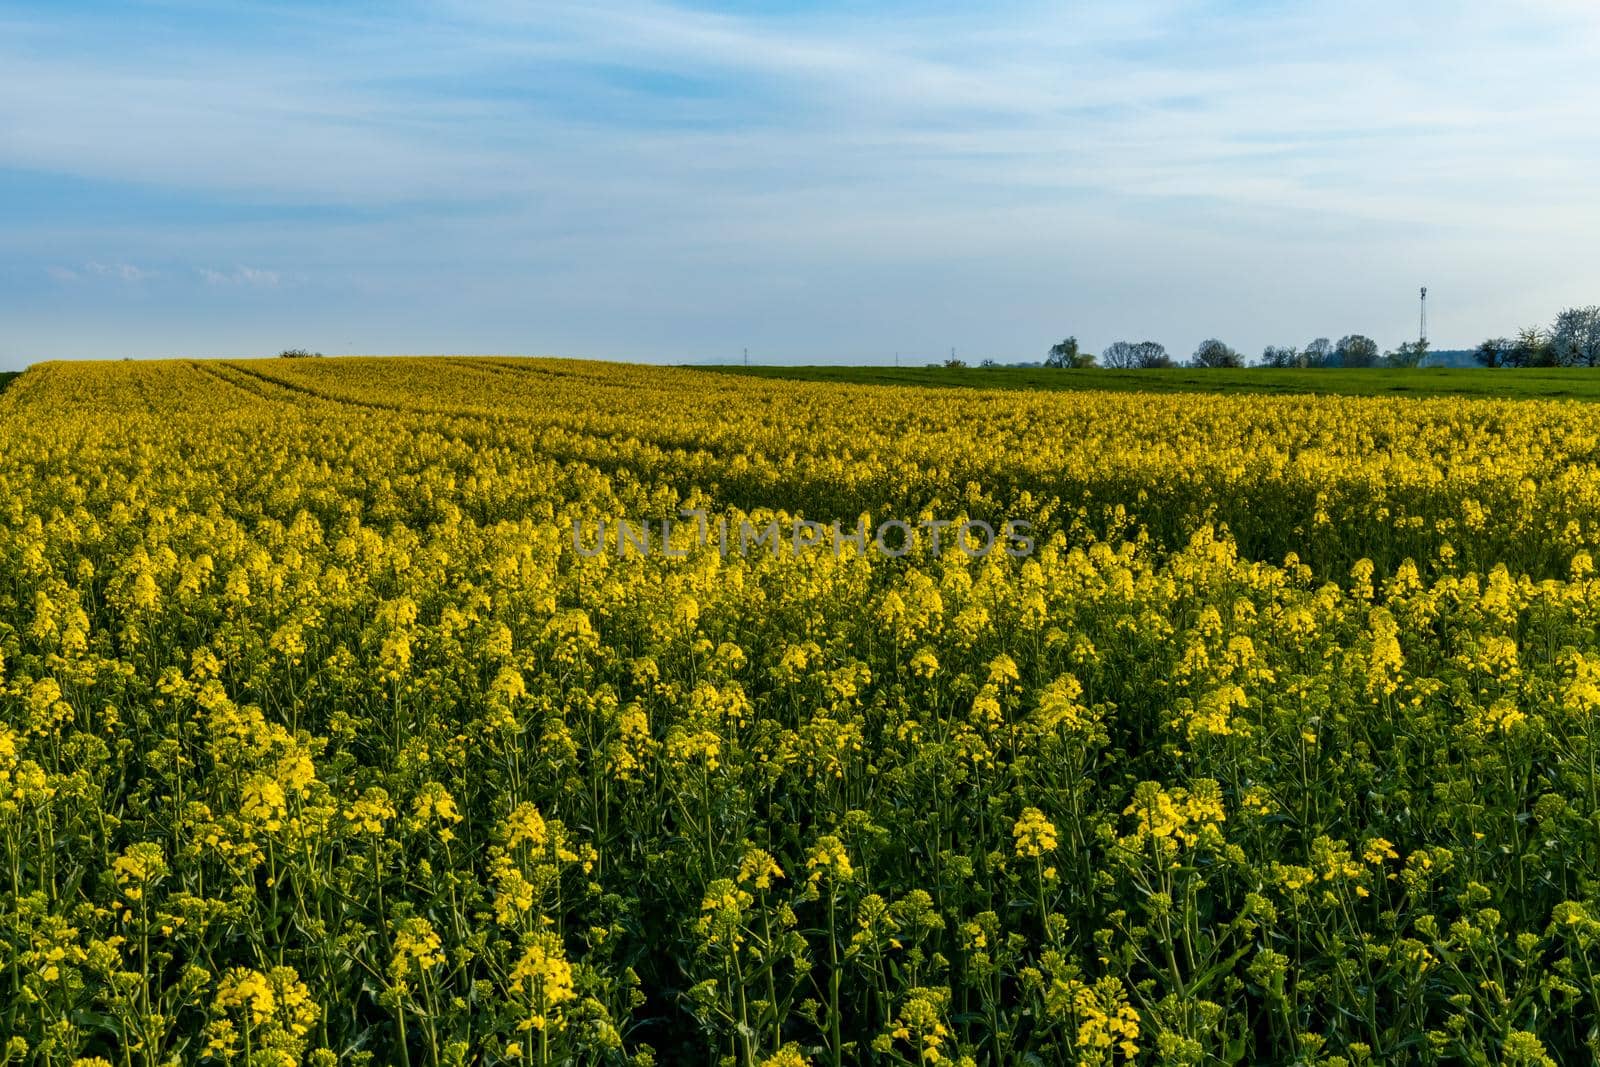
698, 363, 1600, 399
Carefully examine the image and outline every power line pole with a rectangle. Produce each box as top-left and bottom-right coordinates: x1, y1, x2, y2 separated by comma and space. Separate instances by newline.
743, 347, 749, 367
1420, 287, 1428, 343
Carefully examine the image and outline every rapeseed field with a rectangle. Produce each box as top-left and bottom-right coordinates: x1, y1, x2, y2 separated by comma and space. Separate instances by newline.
3, 357, 1600, 1065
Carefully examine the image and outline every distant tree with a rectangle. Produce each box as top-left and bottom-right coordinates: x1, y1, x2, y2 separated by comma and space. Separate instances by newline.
979, 358, 999, 368
1507, 326, 1555, 368
1260, 345, 1301, 368
278, 348, 323, 358
1335, 334, 1380, 368
1190, 338, 1243, 368
1045, 336, 1095, 368
1550, 306, 1600, 367
943, 356, 968, 369
1303, 337, 1335, 368
1474, 337, 1513, 368
1134, 341, 1172, 368
1385, 338, 1429, 368
1104, 340, 1170, 368
1101, 341, 1139, 369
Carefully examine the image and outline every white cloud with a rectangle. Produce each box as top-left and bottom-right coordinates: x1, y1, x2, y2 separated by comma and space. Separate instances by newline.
87, 261, 152, 281
46, 261, 152, 283
200, 266, 280, 287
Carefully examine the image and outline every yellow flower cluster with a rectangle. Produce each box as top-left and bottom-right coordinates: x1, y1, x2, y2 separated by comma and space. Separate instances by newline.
508, 933, 577, 1033
1012, 808, 1058, 859
1120, 779, 1227, 851
390, 916, 445, 981
806, 835, 854, 888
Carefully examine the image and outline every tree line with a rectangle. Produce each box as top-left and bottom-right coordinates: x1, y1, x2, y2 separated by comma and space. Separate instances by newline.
1471, 306, 1600, 367
1038, 305, 1599, 370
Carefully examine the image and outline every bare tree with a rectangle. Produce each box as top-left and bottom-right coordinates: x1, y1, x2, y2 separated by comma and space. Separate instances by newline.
1261, 345, 1301, 368
1135, 341, 1172, 368
1102, 340, 1172, 368
1190, 338, 1242, 368
1303, 337, 1334, 368
1101, 341, 1139, 369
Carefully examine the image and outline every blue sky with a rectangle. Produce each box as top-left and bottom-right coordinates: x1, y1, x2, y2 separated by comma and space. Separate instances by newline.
4, 0, 1599, 369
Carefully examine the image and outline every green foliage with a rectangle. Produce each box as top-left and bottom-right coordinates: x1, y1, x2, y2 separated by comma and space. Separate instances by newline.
1386, 339, 1430, 368
1335, 334, 1381, 368
1474, 338, 1513, 368
1045, 337, 1095, 369
1190, 339, 1243, 368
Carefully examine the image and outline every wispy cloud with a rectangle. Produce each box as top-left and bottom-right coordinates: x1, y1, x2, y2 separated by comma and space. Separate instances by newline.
200, 266, 280, 287
47, 261, 153, 283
